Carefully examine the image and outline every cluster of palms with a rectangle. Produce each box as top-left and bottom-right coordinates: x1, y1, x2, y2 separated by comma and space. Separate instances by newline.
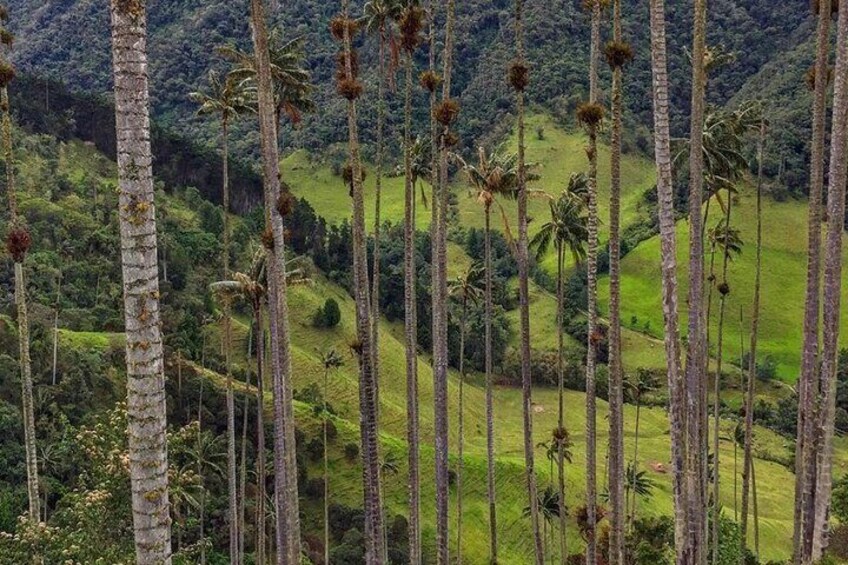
83, 0, 848, 564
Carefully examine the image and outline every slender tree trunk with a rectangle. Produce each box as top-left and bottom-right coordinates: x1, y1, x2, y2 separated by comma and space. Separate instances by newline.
648, 0, 687, 556
434, 2, 456, 562
198, 357, 207, 565
514, 2, 544, 563
52, 270, 62, 385
812, 4, 848, 556
3, 75, 40, 527
220, 111, 240, 565
741, 122, 765, 561
249, 2, 301, 561
255, 309, 267, 565
485, 205, 499, 564
752, 455, 760, 557
108, 2, 171, 561
711, 190, 733, 565
556, 240, 567, 564
456, 297, 468, 564
340, 3, 384, 561
324, 365, 331, 565
794, 1, 832, 561
607, 1, 625, 561
684, 2, 708, 561
403, 51, 422, 565
239, 363, 251, 564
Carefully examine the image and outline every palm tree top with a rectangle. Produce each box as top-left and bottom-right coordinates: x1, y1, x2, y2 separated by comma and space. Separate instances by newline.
529, 188, 589, 264
448, 262, 485, 306
189, 70, 253, 122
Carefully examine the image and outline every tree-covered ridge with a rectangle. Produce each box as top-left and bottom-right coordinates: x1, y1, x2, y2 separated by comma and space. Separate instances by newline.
5, 1, 811, 169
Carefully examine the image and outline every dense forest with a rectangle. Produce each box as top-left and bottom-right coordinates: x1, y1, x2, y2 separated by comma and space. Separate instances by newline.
2, 0, 848, 564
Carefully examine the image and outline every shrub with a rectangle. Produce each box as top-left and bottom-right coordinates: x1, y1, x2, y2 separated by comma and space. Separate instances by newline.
343, 442, 359, 461
313, 298, 342, 328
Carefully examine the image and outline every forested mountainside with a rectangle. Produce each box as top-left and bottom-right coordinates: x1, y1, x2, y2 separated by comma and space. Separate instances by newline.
7, 0, 812, 189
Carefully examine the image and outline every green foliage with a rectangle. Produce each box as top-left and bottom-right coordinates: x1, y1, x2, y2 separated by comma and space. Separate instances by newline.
313, 297, 342, 328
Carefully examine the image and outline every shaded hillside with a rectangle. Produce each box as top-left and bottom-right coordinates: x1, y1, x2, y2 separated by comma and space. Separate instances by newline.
6, 0, 811, 161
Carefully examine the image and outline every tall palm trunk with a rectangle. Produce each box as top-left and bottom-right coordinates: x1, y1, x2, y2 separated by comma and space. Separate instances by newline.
740, 123, 765, 560
433, 2, 456, 562
584, 2, 602, 563
323, 363, 332, 565
249, 1, 301, 561
51, 270, 61, 386
812, 4, 848, 556
685, 2, 708, 561
607, 1, 626, 561
402, 50, 422, 565
711, 189, 733, 565
2, 80, 39, 524
485, 205, 499, 563
239, 358, 251, 563
456, 296, 468, 564
339, 4, 384, 562
647, 0, 687, 556
108, 2, 171, 561
372, 22, 385, 483
794, 1, 832, 561
221, 111, 240, 565
513, 2, 544, 563
255, 308, 267, 565
556, 239, 567, 563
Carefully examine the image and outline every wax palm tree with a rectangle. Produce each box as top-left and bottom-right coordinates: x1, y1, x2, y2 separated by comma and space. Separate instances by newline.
248, 0, 303, 560
647, 0, 686, 555
190, 67, 251, 565
458, 145, 521, 562
624, 463, 656, 501
0, 9, 38, 524
794, 2, 834, 558
319, 348, 344, 565
625, 369, 660, 529
509, 3, 543, 561
334, 3, 385, 561
448, 262, 484, 564
812, 3, 848, 557
363, 2, 402, 413
576, 2, 605, 561
605, 2, 633, 560
188, 426, 226, 565
429, 1, 457, 561
680, 2, 710, 559
530, 181, 587, 563
395, 6, 425, 561
524, 485, 564, 559
108, 1, 172, 561
219, 30, 314, 129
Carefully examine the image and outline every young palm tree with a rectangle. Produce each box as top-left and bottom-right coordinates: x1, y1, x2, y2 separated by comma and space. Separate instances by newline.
334, 4, 385, 561
0, 11, 38, 524
190, 68, 250, 565
249, 0, 303, 560
319, 349, 344, 565
108, 1, 172, 561
812, 2, 848, 557
647, 0, 686, 555
625, 369, 660, 529
218, 31, 314, 133
604, 1, 633, 559
530, 182, 588, 564
459, 145, 522, 562
794, 1, 833, 558
511, 1, 543, 562
448, 263, 484, 563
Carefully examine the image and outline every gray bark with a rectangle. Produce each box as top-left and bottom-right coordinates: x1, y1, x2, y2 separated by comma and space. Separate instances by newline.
648, 0, 687, 557
109, 2, 172, 561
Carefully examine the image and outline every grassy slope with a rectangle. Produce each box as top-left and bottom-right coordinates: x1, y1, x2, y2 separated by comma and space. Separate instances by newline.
598, 186, 848, 381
